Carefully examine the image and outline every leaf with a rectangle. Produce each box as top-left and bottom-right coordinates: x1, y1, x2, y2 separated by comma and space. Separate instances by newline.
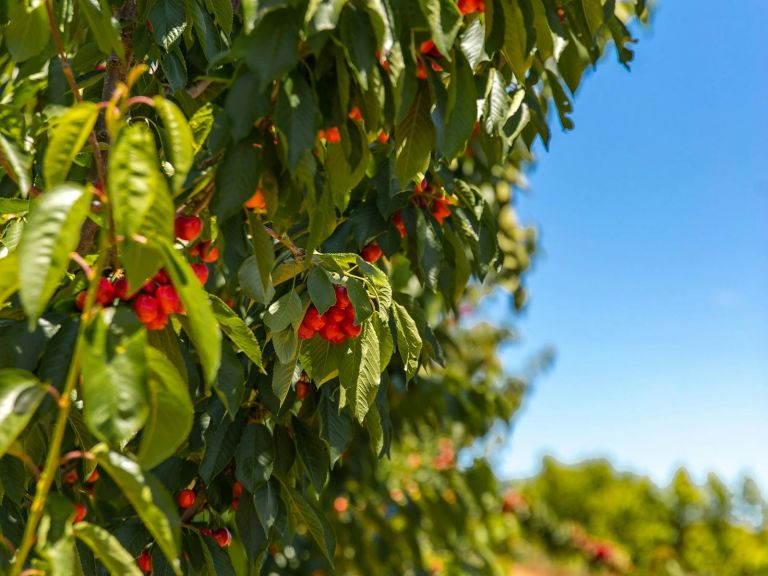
443, 51, 477, 160
418, 0, 462, 56
244, 7, 302, 88
5, 3, 50, 62
264, 290, 302, 333
44, 103, 99, 187
271, 356, 299, 406
206, 0, 233, 35
80, 312, 149, 447
73, 523, 143, 576
274, 73, 319, 172
214, 340, 246, 417
293, 418, 329, 493
395, 86, 435, 184
212, 140, 261, 221
392, 302, 422, 381
502, 0, 529, 82
77, 0, 124, 57
339, 320, 380, 422
200, 409, 246, 483
338, 5, 376, 89
137, 348, 194, 470
189, 103, 215, 154
18, 184, 92, 326
0, 369, 45, 458
0, 252, 19, 307
238, 255, 275, 305
0, 133, 31, 195
154, 96, 194, 194
93, 445, 182, 573
345, 277, 374, 325
224, 72, 271, 141
160, 242, 222, 386
235, 423, 273, 492
272, 328, 298, 364
307, 267, 335, 315
148, 0, 187, 51
318, 393, 352, 467
298, 337, 344, 386
234, 492, 268, 561
280, 483, 336, 565
209, 295, 263, 369
483, 69, 508, 135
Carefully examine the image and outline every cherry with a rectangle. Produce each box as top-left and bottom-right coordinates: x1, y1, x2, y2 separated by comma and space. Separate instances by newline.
458, 0, 485, 14
244, 189, 266, 210
360, 243, 383, 263
96, 277, 115, 305
153, 269, 170, 285
392, 211, 406, 237
416, 59, 428, 79
134, 295, 159, 324
345, 305, 356, 322
112, 277, 129, 300
348, 107, 363, 122
138, 549, 153, 574
86, 469, 100, 484
156, 285, 182, 315
296, 380, 311, 401
302, 306, 327, 331
73, 503, 87, 523
377, 131, 389, 144
320, 323, 344, 343
333, 286, 351, 309
213, 528, 232, 548
74, 291, 87, 311
298, 324, 315, 340
342, 322, 362, 339
431, 198, 452, 224
191, 263, 209, 285
62, 469, 78, 485
232, 481, 243, 499
327, 306, 346, 324
333, 496, 349, 513
176, 489, 196, 509
197, 241, 219, 263
325, 127, 341, 143
200, 527, 213, 538
174, 215, 203, 241
144, 310, 169, 331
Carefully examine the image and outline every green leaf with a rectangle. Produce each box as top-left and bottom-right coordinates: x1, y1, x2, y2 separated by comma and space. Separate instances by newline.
318, 393, 352, 466
73, 523, 143, 576
5, 3, 50, 62
0, 369, 45, 458
93, 445, 182, 573
418, 0, 462, 56
224, 72, 271, 141
395, 86, 435, 184
326, 123, 369, 210
244, 7, 302, 88
345, 278, 374, 324
274, 73, 319, 172
264, 290, 302, 333
80, 312, 149, 447
189, 103, 215, 154
293, 418, 329, 493
272, 355, 299, 406
109, 123, 174, 242
338, 5, 376, 89
339, 320, 380, 422
206, 0, 233, 35
0, 133, 31, 195
298, 337, 344, 386
371, 312, 393, 370
148, 0, 187, 51
154, 96, 194, 194
210, 295, 263, 369
77, 0, 124, 57
443, 51, 477, 159
483, 69, 508, 135
238, 255, 275, 305
502, 0, 529, 82
392, 301, 422, 381
0, 252, 19, 307
44, 103, 99, 187
37, 494, 78, 576
137, 348, 194, 470
307, 267, 335, 315
212, 140, 261, 221
160, 241, 222, 386
272, 327, 298, 364
235, 423, 273, 492
214, 340, 246, 417
280, 483, 335, 565
18, 184, 92, 325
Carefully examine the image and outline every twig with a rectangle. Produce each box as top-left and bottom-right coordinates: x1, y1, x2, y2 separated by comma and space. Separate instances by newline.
265, 226, 301, 258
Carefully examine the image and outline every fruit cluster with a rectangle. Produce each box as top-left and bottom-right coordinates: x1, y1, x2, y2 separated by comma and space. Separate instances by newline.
391, 179, 456, 237
297, 285, 360, 343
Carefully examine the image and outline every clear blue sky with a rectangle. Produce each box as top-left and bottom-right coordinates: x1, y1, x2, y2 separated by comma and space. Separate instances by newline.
492, 0, 768, 489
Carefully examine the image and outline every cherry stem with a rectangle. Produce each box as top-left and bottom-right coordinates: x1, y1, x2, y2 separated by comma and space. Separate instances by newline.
69, 252, 94, 280
126, 95, 155, 108
59, 451, 96, 466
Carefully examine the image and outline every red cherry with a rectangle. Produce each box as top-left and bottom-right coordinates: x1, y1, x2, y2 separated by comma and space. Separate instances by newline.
144, 310, 169, 331
213, 528, 232, 548
177, 489, 196, 509
244, 189, 266, 211
333, 286, 350, 309
302, 306, 326, 331
392, 211, 406, 237
96, 277, 115, 305
325, 127, 341, 143
231, 498, 239, 511
62, 469, 78, 485
86, 469, 100, 484
73, 503, 87, 523
191, 263, 209, 285
153, 269, 170, 285
232, 481, 243, 498
197, 241, 219, 263
345, 305, 356, 322
75, 291, 87, 311
333, 496, 349, 513
138, 549, 153, 574
327, 306, 346, 324
342, 322, 362, 339
416, 59, 428, 79
200, 527, 213, 537
377, 131, 389, 144
458, 0, 485, 14
133, 295, 159, 324
296, 380, 311, 401
156, 285, 183, 315
320, 323, 342, 342
174, 215, 203, 241
360, 243, 383, 263
431, 198, 452, 224
112, 277, 129, 300
298, 324, 316, 340
348, 107, 363, 122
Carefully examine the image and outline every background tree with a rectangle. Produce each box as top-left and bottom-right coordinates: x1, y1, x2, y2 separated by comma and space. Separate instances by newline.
0, 0, 651, 574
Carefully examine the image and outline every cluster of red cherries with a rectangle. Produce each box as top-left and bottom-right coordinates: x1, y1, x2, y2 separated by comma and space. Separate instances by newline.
392, 178, 455, 238
74, 214, 216, 331
297, 285, 361, 343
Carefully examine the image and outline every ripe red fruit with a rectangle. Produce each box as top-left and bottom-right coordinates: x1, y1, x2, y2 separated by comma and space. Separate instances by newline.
345, 305, 356, 322
419, 40, 441, 58
416, 59, 428, 79
143, 310, 169, 331
431, 198, 452, 224
333, 286, 351, 309
96, 277, 115, 305
86, 469, 100, 484
327, 306, 346, 324
191, 263, 209, 285
325, 126, 341, 143
112, 277, 129, 300
153, 269, 170, 285
296, 380, 311, 401
156, 285, 182, 315
62, 469, 78, 484
177, 489, 196, 509
302, 307, 327, 331
342, 322, 362, 339
320, 323, 343, 343
200, 527, 213, 538
458, 0, 485, 14
138, 549, 153, 574
377, 131, 389, 144
348, 107, 363, 121
133, 294, 159, 324
360, 243, 383, 263
298, 324, 316, 340
213, 528, 232, 548
392, 211, 406, 237
197, 241, 219, 263
174, 214, 203, 241
244, 189, 267, 211
74, 291, 87, 311
73, 503, 87, 523
231, 499, 239, 511
333, 496, 349, 513
232, 481, 243, 498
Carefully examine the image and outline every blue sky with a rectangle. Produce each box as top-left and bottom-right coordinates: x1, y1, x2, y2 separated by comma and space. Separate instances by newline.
492, 0, 768, 488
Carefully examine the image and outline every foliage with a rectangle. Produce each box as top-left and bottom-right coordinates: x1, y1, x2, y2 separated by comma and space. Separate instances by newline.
0, 0, 649, 574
